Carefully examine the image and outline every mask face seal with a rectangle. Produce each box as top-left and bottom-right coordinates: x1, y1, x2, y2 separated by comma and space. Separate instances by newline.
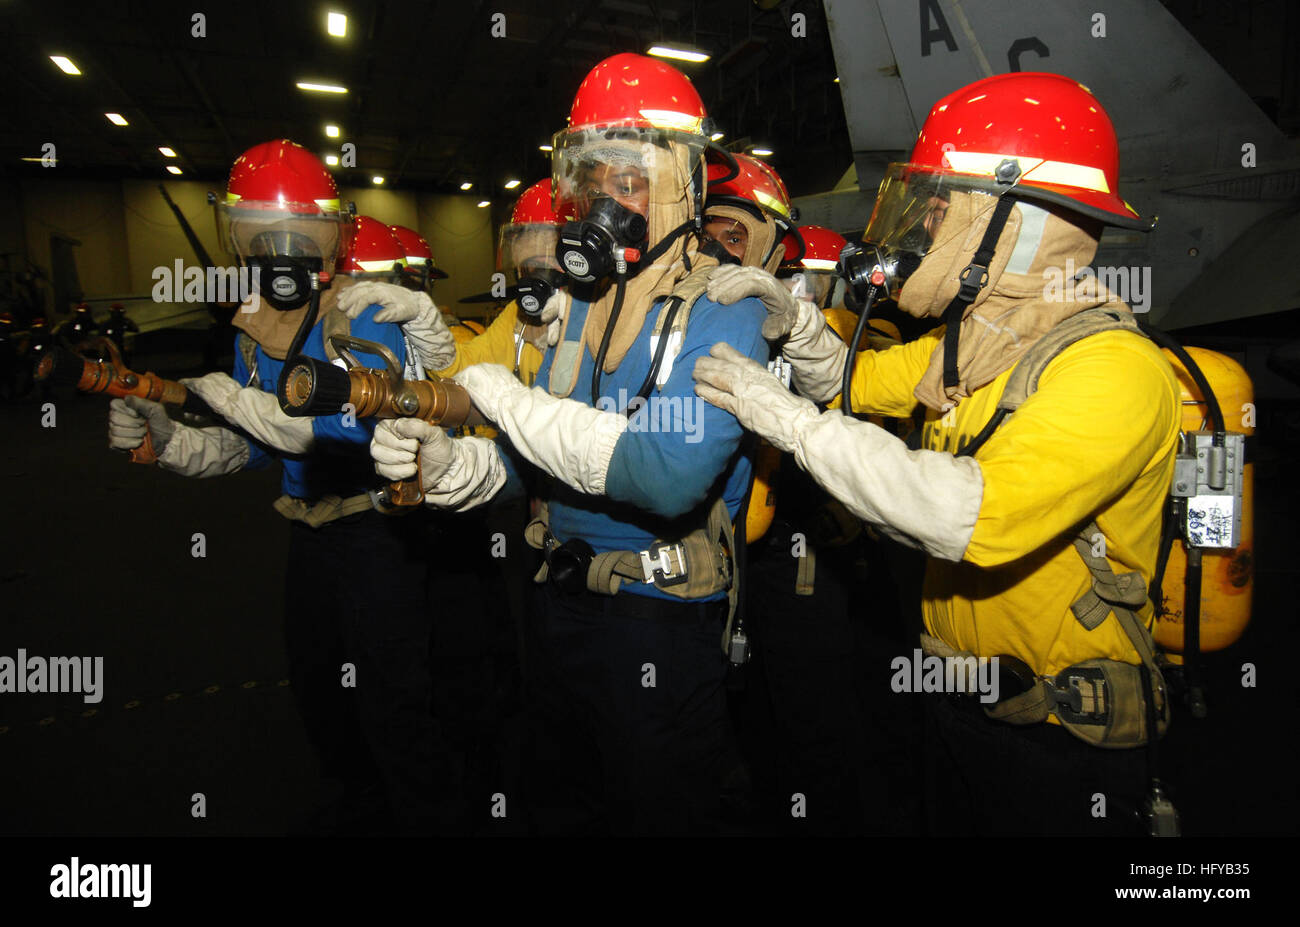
555, 197, 648, 283
515, 268, 567, 323
246, 256, 323, 311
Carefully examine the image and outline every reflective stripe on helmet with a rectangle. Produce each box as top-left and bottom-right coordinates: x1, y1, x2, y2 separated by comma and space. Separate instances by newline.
941, 150, 1111, 194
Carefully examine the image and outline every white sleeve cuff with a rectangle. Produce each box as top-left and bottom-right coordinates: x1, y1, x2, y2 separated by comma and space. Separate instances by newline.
792, 411, 983, 562
157, 424, 251, 478
424, 436, 506, 511
493, 388, 629, 495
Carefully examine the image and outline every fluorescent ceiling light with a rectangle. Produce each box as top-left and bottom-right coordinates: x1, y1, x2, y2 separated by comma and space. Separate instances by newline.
372, 176, 385, 185
325, 124, 340, 138
538, 144, 553, 152
504, 179, 521, 190
50, 56, 81, 75
750, 147, 773, 156
296, 81, 348, 94
646, 44, 709, 63
105, 113, 128, 126
477, 200, 489, 208
460, 182, 473, 191
166, 166, 182, 175
325, 154, 340, 166
21, 157, 51, 163
158, 146, 177, 158
327, 12, 347, 37
710, 132, 724, 142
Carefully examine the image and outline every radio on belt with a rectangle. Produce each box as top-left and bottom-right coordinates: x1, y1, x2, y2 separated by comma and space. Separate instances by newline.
1171, 431, 1245, 548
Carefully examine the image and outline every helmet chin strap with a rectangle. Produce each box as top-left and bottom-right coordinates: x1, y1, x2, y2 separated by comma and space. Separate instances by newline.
639, 218, 695, 268
937, 194, 1017, 392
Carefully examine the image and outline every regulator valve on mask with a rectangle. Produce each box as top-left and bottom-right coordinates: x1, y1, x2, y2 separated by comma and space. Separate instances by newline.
555, 198, 648, 284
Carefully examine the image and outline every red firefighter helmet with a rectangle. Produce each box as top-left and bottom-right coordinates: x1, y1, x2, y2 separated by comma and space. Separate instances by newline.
499, 179, 573, 284
389, 225, 448, 284
216, 139, 350, 274
339, 216, 407, 278
907, 72, 1151, 230
566, 52, 706, 134
552, 53, 710, 225
781, 225, 847, 272
704, 153, 802, 270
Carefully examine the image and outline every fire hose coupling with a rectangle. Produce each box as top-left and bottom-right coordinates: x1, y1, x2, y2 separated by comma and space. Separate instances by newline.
280, 356, 352, 417
280, 334, 476, 427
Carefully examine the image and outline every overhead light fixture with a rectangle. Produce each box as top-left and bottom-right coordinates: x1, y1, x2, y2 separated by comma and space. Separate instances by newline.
20, 157, 51, 164
646, 44, 710, 64
324, 124, 340, 138
158, 146, 177, 158
372, 176, 385, 185
327, 11, 347, 37
460, 182, 473, 191
538, 144, 553, 152
166, 166, 182, 175
750, 147, 773, 157
105, 113, 128, 126
50, 56, 81, 75
296, 81, 348, 94
476, 200, 489, 208
504, 179, 521, 190
325, 154, 340, 166
710, 131, 724, 142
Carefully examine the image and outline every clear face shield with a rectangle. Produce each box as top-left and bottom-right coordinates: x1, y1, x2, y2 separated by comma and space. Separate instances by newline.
217, 206, 344, 275
855, 163, 1002, 299
215, 203, 346, 310
499, 222, 565, 322
551, 123, 705, 283
499, 223, 563, 285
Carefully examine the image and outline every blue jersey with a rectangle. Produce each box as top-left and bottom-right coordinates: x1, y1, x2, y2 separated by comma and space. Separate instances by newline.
232, 304, 408, 501
516, 290, 768, 601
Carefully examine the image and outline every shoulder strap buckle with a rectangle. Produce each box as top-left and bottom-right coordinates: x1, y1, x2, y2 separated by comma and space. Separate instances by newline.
641, 541, 689, 586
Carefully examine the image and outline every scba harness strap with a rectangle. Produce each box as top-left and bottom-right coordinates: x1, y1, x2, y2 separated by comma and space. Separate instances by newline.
525, 266, 742, 651
921, 519, 1169, 749
524, 495, 739, 651
928, 307, 1170, 748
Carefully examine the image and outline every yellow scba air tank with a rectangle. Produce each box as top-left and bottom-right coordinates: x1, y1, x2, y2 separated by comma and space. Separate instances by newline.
745, 439, 781, 542
1155, 346, 1254, 653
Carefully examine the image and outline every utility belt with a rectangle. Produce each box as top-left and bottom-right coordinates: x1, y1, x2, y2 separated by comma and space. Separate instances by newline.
921, 520, 1170, 750
524, 496, 740, 652
273, 490, 389, 529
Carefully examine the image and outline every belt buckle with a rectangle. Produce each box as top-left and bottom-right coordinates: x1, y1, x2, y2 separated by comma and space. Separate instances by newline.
1052, 666, 1108, 724
640, 541, 688, 587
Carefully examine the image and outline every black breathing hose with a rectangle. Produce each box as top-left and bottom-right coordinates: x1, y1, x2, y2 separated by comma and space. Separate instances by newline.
840, 283, 879, 416
589, 273, 627, 407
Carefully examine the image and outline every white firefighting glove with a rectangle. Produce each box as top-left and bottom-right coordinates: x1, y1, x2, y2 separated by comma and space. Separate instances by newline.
371, 418, 504, 511
521, 289, 569, 354
181, 372, 315, 455
454, 362, 627, 495
694, 342, 982, 561
707, 265, 847, 403
109, 396, 249, 477
338, 281, 457, 372
109, 395, 176, 455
